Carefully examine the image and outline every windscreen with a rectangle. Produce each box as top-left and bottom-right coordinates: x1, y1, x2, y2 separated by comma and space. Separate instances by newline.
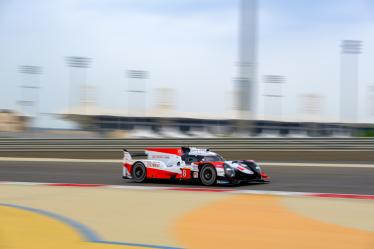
200, 155, 224, 162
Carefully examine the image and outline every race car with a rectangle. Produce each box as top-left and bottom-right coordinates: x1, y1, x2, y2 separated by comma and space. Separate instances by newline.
122, 147, 269, 186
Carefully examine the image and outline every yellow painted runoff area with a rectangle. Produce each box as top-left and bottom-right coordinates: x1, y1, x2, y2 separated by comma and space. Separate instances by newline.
0, 185, 226, 247
173, 195, 374, 249
0, 205, 148, 249
1, 184, 374, 249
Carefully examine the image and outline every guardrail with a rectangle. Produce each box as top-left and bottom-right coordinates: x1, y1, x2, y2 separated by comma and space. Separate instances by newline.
0, 138, 374, 151
0, 138, 373, 162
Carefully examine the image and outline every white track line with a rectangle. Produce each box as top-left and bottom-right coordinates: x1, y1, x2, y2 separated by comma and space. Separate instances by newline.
0, 157, 373, 168
0, 157, 120, 163
261, 162, 374, 168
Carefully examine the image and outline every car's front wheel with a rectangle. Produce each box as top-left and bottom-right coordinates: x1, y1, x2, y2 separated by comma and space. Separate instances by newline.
131, 162, 147, 183
199, 164, 217, 186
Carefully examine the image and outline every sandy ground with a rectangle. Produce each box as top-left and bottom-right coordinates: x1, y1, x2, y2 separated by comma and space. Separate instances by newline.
0, 184, 373, 249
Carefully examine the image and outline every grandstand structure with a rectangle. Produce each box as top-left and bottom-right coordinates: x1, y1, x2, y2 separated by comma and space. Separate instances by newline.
59, 104, 371, 138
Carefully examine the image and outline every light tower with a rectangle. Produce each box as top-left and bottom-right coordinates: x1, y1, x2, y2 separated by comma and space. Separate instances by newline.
18, 65, 42, 127
340, 40, 362, 123
236, 0, 258, 120
126, 70, 148, 116
263, 75, 284, 121
65, 56, 92, 111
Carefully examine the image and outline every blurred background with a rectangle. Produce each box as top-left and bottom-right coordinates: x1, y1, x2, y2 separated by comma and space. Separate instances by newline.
1, 0, 374, 138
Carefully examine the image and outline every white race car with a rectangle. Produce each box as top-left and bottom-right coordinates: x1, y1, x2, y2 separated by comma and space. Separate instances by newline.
122, 147, 269, 186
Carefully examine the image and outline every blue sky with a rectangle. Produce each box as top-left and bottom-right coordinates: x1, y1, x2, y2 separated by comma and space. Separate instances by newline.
0, 0, 373, 127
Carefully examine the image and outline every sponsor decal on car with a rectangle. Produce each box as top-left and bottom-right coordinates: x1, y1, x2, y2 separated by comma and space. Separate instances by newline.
151, 155, 170, 159
190, 163, 199, 171
217, 180, 230, 184
216, 168, 225, 176
147, 161, 161, 168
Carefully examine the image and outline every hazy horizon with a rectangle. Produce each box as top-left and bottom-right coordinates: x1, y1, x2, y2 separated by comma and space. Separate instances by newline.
0, 0, 373, 128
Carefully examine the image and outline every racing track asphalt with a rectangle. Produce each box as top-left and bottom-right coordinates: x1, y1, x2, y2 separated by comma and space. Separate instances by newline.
0, 161, 374, 195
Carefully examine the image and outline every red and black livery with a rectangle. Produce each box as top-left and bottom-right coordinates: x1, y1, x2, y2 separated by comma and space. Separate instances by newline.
122, 147, 269, 186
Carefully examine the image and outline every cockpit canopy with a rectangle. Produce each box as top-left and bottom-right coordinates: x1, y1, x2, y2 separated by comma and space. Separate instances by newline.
181, 147, 225, 163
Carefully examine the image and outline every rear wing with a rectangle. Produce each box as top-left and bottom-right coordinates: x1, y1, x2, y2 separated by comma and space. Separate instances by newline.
123, 149, 146, 163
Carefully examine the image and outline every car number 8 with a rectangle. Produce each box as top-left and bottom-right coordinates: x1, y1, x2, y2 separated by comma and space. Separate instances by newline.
182, 169, 187, 177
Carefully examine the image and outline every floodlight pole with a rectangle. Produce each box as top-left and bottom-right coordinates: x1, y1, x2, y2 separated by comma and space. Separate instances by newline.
18, 65, 42, 127
236, 0, 258, 135
126, 70, 148, 117
340, 40, 362, 123
263, 75, 284, 121
65, 56, 91, 113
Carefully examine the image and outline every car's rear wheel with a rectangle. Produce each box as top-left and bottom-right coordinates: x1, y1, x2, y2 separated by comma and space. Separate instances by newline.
132, 162, 147, 183
199, 164, 217, 186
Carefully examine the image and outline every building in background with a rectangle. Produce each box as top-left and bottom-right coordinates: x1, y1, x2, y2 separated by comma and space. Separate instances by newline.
301, 94, 324, 122
5, 2, 374, 138
340, 40, 362, 123
154, 88, 176, 112
236, 0, 258, 120
0, 110, 27, 132
58, 1, 370, 138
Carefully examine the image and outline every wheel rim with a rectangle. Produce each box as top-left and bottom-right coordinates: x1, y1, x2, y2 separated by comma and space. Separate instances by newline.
203, 169, 213, 181
133, 164, 145, 180
201, 167, 215, 184
135, 167, 143, 178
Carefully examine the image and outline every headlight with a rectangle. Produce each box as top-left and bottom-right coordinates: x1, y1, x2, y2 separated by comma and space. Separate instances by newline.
224, 164, 235, 177
254, 163, 262, 173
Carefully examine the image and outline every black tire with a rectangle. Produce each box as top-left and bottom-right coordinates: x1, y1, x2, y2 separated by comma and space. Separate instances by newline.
199, 164, 217, 186
131, 162, 147, 183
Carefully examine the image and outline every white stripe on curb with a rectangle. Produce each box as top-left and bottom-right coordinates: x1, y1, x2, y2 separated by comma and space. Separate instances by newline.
1, 181, 373, 200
